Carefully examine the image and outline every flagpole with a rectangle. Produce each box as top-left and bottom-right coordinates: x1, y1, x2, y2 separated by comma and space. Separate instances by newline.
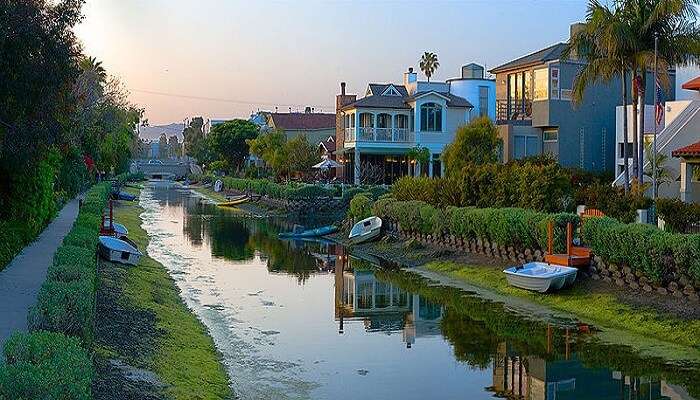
652, 33, 658, 202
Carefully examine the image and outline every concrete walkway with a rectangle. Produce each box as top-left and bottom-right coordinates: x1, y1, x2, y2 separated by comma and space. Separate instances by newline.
0, 198, 80, 355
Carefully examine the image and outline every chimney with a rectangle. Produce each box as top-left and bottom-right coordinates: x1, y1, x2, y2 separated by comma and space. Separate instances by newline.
404, 67, 418, 95
341, 82, 346, 96
568, 22, 585, 59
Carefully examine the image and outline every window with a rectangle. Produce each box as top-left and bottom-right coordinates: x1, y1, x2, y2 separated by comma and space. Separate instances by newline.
420, 102, 442, 132
359, 113, 374, 128
507, 71, 533, 117
560, 89, 573, 101
533, 68, 549, 100
376, 113, 391, 128
479, 86, 489, 117
543, 129, 558, 142
514, 135, 540, 159
395, 114, 408, 129
551, 67, 560, 99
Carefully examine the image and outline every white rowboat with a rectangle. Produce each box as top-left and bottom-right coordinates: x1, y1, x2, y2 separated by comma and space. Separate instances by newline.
98, 236, 142, 266
503, 262, 577, 293
349, 216, 382, 244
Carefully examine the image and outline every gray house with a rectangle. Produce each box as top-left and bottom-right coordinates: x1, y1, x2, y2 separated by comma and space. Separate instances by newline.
490, 23, 675, 172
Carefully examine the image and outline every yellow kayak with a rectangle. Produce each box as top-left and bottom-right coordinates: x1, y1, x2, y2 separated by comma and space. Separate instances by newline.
218, 195, 249, 207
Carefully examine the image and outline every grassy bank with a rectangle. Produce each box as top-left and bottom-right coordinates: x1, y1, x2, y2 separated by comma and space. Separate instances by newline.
190, 184, 227, 203
96, 188, 231, 400
423, 261, 700, 349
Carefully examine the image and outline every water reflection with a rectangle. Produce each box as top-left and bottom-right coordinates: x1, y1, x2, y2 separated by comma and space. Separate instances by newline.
144, 182, 698, 400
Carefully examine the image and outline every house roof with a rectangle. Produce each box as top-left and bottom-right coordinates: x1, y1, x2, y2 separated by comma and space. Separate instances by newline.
342, 85, 472, 110
319, 138, 336, 153
672, 141, 700, 158
490, 42, 568, 74
681, 76, 700, 91
268, 112, 336, 130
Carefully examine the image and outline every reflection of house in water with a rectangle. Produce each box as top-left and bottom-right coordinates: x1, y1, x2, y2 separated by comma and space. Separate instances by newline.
334, 257, 442, 348
491, 341, 677, 400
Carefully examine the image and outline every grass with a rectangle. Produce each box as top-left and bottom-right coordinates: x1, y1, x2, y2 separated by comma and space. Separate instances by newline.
108, 189, 232, 400
424, 261, 700, 350
190, 184, 227, 203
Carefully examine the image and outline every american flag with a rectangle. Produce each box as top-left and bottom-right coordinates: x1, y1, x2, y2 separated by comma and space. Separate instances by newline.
655, 79, 664, 125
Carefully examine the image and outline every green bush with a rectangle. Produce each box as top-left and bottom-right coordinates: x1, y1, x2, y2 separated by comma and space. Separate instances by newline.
62, 225, 99, 250
657, 198, 700, 233
349, 194, 373, 221
575, 182, 652, 223
28, 279, 95, 345
391, 158, 572, 213
0, 331, 93, 400
47, 245, 96, 285
583, 217, 700, 283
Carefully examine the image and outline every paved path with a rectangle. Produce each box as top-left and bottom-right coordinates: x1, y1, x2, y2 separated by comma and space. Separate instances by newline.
0, 198, 80, 356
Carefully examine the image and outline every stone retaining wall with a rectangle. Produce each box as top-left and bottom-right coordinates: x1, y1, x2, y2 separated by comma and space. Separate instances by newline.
383, 219, 699, 303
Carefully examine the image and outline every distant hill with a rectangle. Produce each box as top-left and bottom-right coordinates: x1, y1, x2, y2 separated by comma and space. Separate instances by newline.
139, 123, 184, 142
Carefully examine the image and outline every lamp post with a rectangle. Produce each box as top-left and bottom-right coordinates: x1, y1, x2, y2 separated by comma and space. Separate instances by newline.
652, 33, 659, 202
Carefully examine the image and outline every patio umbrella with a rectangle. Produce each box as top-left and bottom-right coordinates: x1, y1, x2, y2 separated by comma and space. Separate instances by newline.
312, 159, 341, 169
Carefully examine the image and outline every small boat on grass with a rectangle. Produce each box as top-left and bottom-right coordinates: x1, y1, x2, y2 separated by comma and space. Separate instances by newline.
349, 216, 382, 244
102, 220, 128, 237
112, 191, 136, 201
278, 225, 338, 238
503, 262, 577, 293
218, 195, 249, 207
98, 236, 142, 266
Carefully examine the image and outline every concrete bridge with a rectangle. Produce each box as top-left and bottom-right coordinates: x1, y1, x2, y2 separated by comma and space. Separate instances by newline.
130, 159, 201, 179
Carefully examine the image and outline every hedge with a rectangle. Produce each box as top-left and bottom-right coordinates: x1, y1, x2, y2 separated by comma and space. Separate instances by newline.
349, 194, 372, 221
583, 217, 700, 283
218, 177, 389, 203
0, 331, 93, 400
0, 182, 109, 398
657, 198, 700, 233
373, 198, 578, 254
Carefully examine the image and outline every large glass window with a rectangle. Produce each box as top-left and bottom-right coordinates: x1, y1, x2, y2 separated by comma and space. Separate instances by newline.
359, 112, 374, 128
376, 113, 391, 128
533, 68, 549, 100
507, 71, 533, 118
420, 102, 442, 132
479, 86, 489, 117
395, 114, 408, 129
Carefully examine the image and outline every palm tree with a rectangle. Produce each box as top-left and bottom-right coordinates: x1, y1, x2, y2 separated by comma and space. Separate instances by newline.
419, 52, 440, 82
623, 0, 700, 182
79, 56, 107, 82
566, 0, 636, 192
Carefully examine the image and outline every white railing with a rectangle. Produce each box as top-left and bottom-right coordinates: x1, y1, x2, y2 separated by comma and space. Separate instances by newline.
345, 127, 414, 143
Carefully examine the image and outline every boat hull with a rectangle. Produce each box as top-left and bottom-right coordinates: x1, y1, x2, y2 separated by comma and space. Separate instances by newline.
503, 262, 577, 293
98, 236, 142, 266
218, 196, 248, 207
278, 225, 338, 238
348, 216, 383, 244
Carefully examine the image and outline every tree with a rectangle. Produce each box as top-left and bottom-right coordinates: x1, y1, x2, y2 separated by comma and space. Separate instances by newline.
643, 142, 672, 186
407, 146, 430, 176
168, 135, 180, 158
183, 117, 208, 162
623, 0, 700, 182
208, 119, 259, 173
442, 117, 500, 176
419, 52, 440, 82
566, 0, 635, 192
248, 130, 288, 177
285, 134, 318, 177
158, 133, 168, 159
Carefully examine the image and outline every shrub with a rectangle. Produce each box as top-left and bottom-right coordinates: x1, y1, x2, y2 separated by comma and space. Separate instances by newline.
349, 194, 373, 222
0, 331, 93, 400
47, 245, 96, 285
575, 182, 652, 223
657, 198, 700, 233
62, 225, 99, 250
28, 279, 95, 345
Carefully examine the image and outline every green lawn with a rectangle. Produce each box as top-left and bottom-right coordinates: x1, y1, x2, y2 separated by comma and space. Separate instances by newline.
190, 184, 227, 203
111, 188, 232, 400
424, 261, 700, 350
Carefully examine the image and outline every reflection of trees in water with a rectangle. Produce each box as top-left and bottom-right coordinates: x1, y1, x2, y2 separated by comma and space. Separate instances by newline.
439, 310, 501, 369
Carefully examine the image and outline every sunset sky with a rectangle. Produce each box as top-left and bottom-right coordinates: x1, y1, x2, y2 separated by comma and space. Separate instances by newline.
75, 0, 697, 125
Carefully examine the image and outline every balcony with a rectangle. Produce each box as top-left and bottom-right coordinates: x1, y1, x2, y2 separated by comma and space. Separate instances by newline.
496, 99, 532, 123
345, 127, 414, 144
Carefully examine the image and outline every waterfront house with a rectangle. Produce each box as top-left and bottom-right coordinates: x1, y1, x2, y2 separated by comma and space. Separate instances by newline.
490, 23, 673, 172
250, 109, 336, 144
335, 63, 494, 184
613, 76, 700, 201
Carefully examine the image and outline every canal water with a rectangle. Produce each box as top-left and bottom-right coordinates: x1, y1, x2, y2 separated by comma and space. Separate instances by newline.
140, 182, 699, 400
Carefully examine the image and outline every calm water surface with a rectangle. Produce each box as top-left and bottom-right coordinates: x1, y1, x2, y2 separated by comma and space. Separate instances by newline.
139, 182, 699, 400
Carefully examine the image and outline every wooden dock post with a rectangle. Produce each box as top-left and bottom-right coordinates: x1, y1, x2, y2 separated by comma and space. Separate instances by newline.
547, 221, 554, 255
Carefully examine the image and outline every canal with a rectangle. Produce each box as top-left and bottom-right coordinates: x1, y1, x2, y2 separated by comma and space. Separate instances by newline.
140, 182, 699, 400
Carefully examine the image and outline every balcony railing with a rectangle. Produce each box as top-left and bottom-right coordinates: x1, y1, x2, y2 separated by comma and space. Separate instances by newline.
496, 99, 532, 122
345, 127, 414, 143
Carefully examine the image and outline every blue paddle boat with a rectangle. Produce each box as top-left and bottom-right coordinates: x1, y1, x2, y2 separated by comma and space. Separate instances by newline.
278, 225, 338, 239
503, 262, 577, 293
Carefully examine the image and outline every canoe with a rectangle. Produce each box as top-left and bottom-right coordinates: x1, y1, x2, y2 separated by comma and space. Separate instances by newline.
348, 216, 382, 244
503, 262, 577, 293
218, 195, 249, 207
98, 236, 142, 266
278, 225, 338, 238
112, 191, 136, 201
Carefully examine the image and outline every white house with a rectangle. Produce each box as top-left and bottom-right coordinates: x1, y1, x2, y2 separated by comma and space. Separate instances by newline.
335, 63, 495, 185
614, 76, 700, 201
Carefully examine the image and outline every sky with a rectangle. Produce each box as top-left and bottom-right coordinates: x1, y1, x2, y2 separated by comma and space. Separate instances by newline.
75, 0, 697, 125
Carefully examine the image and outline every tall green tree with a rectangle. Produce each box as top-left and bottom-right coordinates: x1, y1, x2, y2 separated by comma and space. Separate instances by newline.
208, 119, 259, 173
442, 117, 500, 176
248, 130, 288, 177
419, 52, 440, 82
566, 0, 636, 192
285, 134, 318, 177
